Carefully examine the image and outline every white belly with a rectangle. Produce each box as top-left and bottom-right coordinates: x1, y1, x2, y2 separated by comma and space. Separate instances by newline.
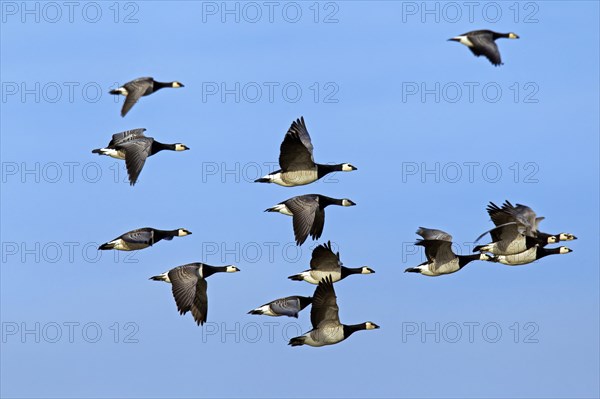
496, 247, 537, 266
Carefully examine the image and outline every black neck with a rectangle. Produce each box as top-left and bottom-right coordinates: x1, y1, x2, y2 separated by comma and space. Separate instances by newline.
457, 254, 481, 268
494, 32, 511, 39
202, 265, 229, 278
343, 323, 368, 338
153, 229, 178, 241
316, 163, 344, 178
527, 235, 548, 248
317, 195, 343, 208
298, 296, 313, 310
153, 81, 172, 90
537, 246, 559, 259
151, 141, 176, 155
341, 266, 363, 278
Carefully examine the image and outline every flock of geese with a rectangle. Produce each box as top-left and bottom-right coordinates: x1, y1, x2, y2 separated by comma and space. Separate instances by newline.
91, 29, 576, 347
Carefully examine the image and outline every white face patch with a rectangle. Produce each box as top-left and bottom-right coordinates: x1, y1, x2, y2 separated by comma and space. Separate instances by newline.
559, 247, 572, 254
178, 229, 190, 236
341, 163, 355, 172
480, 254, 491, 261
548, 236, 558, 243
175, 144, 188, 151
226, 266, 239, 273
342, 199, 355, 207
361, 267, 373, 274
172, 82, 182, 88
365, 322, 378, 330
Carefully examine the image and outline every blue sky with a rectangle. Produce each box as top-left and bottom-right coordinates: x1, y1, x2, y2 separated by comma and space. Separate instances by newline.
1, 1, 599, 398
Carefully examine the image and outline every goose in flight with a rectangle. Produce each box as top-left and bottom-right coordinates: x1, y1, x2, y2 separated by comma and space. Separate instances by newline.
110, 77, 184, 117
288, 241, 374, 284
150, 263, 240, 326
255, 117, 356, 186
405, 227, 491, 276
248, 296, 312, 318
265, 195, 356, 245
449, 30, 519, 66
92, 128, 189, 185
473, 223, 557, 255
98, 227, 191, 251
288, 276, 379, 347
491, 245, 573, 266
479, 200, 577, 245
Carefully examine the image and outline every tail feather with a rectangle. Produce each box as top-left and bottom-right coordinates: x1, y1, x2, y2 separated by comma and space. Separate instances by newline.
98, 243, 113, 250
92, 148, 102, 154
149, 275, 165, 281
109, 89, 121, 95
288, 336, 306, 346
288, 274, 303, 281
255, 178, 270, 183
264, 207, 277, 212
248, 309, 263, 315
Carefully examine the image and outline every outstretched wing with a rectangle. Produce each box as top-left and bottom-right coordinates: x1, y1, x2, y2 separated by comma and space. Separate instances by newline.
416, 227, 453, 242
168, 265, 201, 317
310, 241, 341, 271
468, 34, 501, 66
121, 78, 152, 117
285, 195, 319, 245
416, 239, 456, 265
116, 137, 153, 185
108, 128, 147, 147
310, 276, 339, 328
279, 117, 315, 171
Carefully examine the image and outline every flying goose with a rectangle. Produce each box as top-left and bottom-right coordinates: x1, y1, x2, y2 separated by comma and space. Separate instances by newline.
486, 200, 577, 245
405, 228, 491, 276
98, 227, 191, 251
265, 195, 356, 245
92, 128, 189, 185
110, 77, 184, 117
449, 30, 519, 66
150, 263, 240, 326
248, 296, 312, 318
491, 245, 573, 266
288, 276, 379, 347
255, 117, 356, 186
473, 223, 557, 255
288, 241, 374, 284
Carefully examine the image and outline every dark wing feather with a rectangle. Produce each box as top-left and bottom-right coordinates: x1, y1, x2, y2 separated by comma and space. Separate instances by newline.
121, 78, 152, 117
279, 117, 315, 171
285, 195, 319, 245
309, 208, 326, 242
468, 34, 502, 65
269, 297, 302, 317
416, 227, 453, 242
116, 137, 153, 185
486, 202, 515, 227
310, 276, 339, 328
310, 241, 341, 271
502, 201, 540, 236
416, 239, 456, 264
108, 128, 147, 147
121, 228, 153, 245
168, 264, 201, 317
490, 223, 521, 243
190, 278, 208, 325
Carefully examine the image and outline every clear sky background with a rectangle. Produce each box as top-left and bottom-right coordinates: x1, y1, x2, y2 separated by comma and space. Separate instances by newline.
1, 1, 599, 398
